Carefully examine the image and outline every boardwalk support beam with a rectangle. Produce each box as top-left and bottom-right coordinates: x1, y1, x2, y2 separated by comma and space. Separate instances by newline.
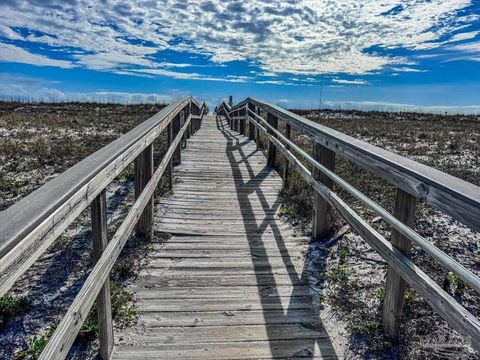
383, 188, 417, 340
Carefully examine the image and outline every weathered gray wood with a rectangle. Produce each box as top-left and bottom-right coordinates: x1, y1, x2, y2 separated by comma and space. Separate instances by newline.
90, 190, 114, 360
172, 113, 181, 165
167, 122, 173, 190
255, 107, 261, 148
180, 110, 187, 149
232, 97, 480, 232
266, 113, 278, 168
239, 108, 245, 134
135, 144, 154, 241
0, 97, 192, 298
248, 118, 480, 350
114, 115, 331, 359
383, 188, 417, 341
282, 123, 291, 189
312, 142, 336, 241
38, 112, 193, 360
242, 104, 480, 293
248, 103, 255, 140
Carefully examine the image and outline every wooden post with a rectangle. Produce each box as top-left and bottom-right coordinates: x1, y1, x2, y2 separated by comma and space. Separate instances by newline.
266, 113, 278, 168
239, 108, 245, 135
181, 110, 187, 148
90, 190, 114, 360
135, 144, 154, 241
187, 103, 192, 138
255, 107, 260, 149
383, 188, 417, 341
248, 103, 255, 140
282, 123, 291, 188
235, 111, 239, 132
172, 113, 181, 166
312, 142, 335, 240
167, 123, 173, 190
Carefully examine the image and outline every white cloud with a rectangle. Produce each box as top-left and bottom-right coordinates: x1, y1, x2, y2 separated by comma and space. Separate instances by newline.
0, 42, 75, 68
449, 30, 480, 42
0, 0, 477, 77
332, 78, 369, 85
390, 67, 427, 72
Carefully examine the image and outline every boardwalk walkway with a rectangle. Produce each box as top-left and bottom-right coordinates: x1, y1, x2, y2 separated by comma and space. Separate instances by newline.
113, 115, 338, 359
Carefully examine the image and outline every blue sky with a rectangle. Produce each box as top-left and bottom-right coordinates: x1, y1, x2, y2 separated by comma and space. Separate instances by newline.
0, 0, 480, 112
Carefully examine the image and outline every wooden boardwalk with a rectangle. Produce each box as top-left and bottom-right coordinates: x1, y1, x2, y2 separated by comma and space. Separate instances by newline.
113, 115, 338, 359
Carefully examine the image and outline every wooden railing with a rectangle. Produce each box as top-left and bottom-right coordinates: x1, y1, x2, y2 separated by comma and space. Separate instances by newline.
215, 98, 480, 350
0, 97, 206, 359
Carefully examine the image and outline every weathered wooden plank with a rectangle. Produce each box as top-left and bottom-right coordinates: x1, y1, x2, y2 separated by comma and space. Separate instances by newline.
113, 339, 336, 359
117, 323, 327, 344
133, 309, 316, 327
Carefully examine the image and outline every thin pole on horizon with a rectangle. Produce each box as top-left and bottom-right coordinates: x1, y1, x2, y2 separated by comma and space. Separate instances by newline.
319, 75, 324, 110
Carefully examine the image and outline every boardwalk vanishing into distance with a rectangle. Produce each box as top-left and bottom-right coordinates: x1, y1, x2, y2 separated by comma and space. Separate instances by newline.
0, 97, 479, 359
113, 114, 337, 358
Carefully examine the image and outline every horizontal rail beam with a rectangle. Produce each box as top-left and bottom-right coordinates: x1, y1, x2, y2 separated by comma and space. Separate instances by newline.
39, 115, 192, 360
0, 97, 193, 297
243, 113, 480, 350
232, 98, 480, 232
246, 109, 480, 293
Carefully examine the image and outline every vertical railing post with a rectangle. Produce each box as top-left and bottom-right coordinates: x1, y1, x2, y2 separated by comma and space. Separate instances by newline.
266, 113, 278, 168
282, 123, 291, 189
235, 110, 239, 132
167, 122, 173, 190
243, 107, 248, 137
312, 142, 335, 240
239, 107, 245, 135
135, 144, 154, 240
383, 188, 417, 340
91, 190, 114, 360
180, 109, 187, 148
187, 102, 192, 139
248, 103, 255, 140
255, 107, 261, 149
172, 113, 181, 166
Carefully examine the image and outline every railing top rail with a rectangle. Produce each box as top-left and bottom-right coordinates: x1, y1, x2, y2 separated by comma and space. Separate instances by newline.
0, 96, 194, 260
225, 98, 480, 231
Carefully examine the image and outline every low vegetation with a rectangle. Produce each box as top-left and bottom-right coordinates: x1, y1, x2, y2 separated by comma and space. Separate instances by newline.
0, 101, 169, 359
